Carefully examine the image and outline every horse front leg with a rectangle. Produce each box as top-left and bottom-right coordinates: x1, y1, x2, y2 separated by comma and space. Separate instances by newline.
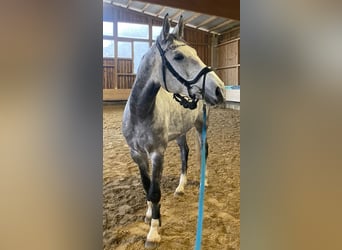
130, 149, 152, 224
145, 151, 164, 249
175, 135, 189, 196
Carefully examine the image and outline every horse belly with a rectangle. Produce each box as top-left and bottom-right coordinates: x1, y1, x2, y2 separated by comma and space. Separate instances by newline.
167, 118, 196, 142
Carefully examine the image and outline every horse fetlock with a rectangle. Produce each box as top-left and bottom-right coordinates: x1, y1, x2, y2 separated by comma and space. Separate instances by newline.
175, 174, 187, 196
145, 201, 152, 224
144, 216, 151, 224
180, 174, 187, 185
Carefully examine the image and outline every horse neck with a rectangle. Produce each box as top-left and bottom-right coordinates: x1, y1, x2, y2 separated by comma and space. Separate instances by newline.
129, 48, 162, 117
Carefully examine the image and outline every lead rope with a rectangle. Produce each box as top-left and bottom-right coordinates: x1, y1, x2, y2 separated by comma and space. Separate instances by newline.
194, 74, 208, 250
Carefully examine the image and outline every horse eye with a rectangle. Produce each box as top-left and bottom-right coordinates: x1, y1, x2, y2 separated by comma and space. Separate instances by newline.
174, 53, 184, 61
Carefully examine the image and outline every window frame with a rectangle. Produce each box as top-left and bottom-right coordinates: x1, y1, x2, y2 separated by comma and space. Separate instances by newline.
117, 22, 149, 40
103, 20, 115, 59
103, 19, 163, 75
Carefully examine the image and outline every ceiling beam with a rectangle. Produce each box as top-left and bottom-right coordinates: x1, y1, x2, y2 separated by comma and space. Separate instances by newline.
141, 3, 150, 12
208, 19, 235, 33
195, 16, 217, 28
183, 13, 201, 24
109, 0, 126, 8
136, 0, 240, 20
170, 9, 184, 19
156, 6, 167, 16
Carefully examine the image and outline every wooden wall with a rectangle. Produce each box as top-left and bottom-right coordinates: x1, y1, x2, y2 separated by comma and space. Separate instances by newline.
215, 27, 240, 85
185, 28, 211, 66
103, 58, 136, 89
103, 3, 212, 100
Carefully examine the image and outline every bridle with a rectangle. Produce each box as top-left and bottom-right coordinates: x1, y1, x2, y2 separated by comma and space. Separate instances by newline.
156, 39, 212, 110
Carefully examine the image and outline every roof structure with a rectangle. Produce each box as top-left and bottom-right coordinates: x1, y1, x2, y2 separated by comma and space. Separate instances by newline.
103, 0, 240, 34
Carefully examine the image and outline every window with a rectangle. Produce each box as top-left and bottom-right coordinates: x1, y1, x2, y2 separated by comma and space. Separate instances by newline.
103, 39, 114, 58
133, 41, 149, 73
103, 21, 114, 58
103, 21, 113, 36
152, 26, 175, 40
152, 26, 162, 40
117, 42, 132, 58
118, 22, 149, 39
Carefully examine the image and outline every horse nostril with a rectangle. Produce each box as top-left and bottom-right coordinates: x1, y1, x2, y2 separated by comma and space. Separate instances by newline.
215, 87, 224, 103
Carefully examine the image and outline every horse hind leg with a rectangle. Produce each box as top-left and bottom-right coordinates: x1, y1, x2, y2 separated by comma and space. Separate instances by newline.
174, 135, 189, 196
145, 150, 164, 248
130, 149, 152, 224
195, 122, 209, 187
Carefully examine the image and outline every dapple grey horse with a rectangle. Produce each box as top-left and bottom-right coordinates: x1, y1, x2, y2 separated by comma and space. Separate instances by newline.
122, 14, 225, 248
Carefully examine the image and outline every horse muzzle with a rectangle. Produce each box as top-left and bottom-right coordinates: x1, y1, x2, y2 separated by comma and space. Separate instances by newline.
203, 83, 225, 105
215, 86, 225, 103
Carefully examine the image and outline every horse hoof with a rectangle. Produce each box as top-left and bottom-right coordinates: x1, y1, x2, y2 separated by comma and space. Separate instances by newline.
144, 217, 151, 224
145, 240, 159, 249
174, 191, 184, 197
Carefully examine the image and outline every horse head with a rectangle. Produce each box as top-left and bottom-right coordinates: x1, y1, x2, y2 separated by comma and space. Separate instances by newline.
156, 14, 225, 107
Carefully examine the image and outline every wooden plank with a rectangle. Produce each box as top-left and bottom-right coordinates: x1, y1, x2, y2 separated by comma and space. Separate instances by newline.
209, 20, 234, 33
216, 68, 239, 85
117, 73, 136, 76
215, 37, 240, 47
215, 64, 240, 70
216, 41, 239, 66
214, 26, 240, 85
137, 0, 240, 20
195, 16, 217, 29
218, 27, 240, 43
103, 89, 131, 101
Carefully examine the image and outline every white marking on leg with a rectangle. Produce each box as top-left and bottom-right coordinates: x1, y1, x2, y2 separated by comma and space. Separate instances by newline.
175, 174, 187, 195
145, 201, 152, 224
205, 168, 209, 187
146, 218, 161, 243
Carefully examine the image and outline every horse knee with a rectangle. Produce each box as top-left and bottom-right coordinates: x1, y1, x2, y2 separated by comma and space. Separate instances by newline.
148, 152, 164, 203
140, 170, 151, 194
130, 150, 147, 165
130, 149, 151, 193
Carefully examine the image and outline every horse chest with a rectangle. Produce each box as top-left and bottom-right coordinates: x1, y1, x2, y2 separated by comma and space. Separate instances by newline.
156, 109, 197, 141
125, 118, 167, 151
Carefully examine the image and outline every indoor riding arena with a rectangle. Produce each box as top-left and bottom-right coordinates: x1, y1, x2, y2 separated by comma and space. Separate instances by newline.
102, 1, 240, 249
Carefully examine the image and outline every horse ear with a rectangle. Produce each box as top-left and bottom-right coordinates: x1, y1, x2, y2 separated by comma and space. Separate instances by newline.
172, 15, 184, 39
160, 13, 170, 41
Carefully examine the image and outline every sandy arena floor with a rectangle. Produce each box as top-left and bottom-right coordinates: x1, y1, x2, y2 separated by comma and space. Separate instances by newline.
103, 104, 240, 250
